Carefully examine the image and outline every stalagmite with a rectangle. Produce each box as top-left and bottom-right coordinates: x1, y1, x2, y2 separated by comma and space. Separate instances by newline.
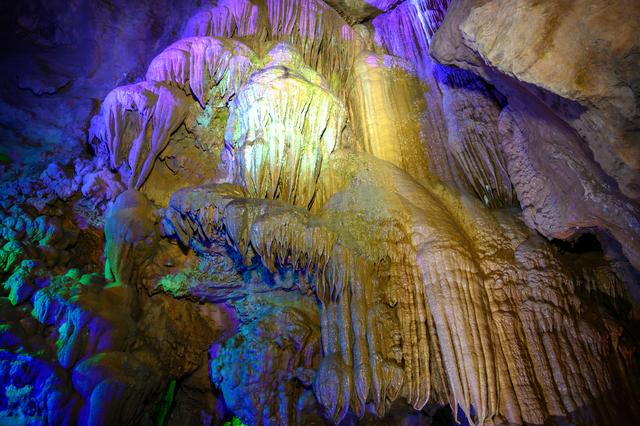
104, 190, 159, 287
211, 305, 322, 425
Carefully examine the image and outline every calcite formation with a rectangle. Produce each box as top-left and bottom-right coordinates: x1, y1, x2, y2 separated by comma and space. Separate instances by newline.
146, 37, 258, 108
89, 82, 190, 189
223, 43, 346, 209
348, 52, 433, 184
1, 0, 639, 425
165, 150, 637, 424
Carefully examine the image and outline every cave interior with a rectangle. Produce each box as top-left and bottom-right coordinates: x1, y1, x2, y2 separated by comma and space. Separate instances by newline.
0, 0, 639, 425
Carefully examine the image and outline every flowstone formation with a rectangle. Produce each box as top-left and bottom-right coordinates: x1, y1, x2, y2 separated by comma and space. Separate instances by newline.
1, 0, 639, 425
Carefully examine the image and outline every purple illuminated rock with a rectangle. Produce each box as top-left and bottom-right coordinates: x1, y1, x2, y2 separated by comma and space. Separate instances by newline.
210, 304, 322, 425
0, 0, 203, 182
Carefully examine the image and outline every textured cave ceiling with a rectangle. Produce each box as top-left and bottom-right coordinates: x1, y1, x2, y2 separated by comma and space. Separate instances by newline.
0, 0, 639, 425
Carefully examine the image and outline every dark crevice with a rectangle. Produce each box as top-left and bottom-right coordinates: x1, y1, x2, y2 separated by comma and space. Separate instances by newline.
551, 232, 603, 254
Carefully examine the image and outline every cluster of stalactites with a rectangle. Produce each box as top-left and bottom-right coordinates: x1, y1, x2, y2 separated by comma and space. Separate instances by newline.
146, 36, 258, 107
442, 77, 517, 208
89, 82, 189, 189
163, 183, 383, 305
368, 0, 516, 209
164, 189, 400, 423
161, 177, 440, 422
168, 189, 407, 422
88, 1, 638, 424
162, 160, 637, 425
223, 43, 347, 209
161, 183, 246, 248
183, 0, 362, 96
90, 37, 260, 191
372, 0, 451, 79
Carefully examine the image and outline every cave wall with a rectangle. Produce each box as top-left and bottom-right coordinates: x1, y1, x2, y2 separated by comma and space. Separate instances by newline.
0, 0, 639, 425
0, 0, 203, 181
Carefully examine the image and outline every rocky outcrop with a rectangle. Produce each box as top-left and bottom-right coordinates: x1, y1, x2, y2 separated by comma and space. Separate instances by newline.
458, 0, 640, 202
211, 303, 321, 425
497, 104, 640, 281
430, 0, 640, 289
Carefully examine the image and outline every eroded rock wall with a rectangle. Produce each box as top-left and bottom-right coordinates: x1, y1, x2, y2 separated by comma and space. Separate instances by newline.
430, 0, 640, 299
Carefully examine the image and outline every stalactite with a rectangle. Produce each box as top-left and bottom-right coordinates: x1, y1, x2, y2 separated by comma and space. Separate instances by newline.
164, 150, 637, 425
222, 43, 346, 209
441, 77, 516, 208
183, 0, 362, 96
370, 1, 516, 208
372, 0, 451, 80
146, 37, 258, 107
89, 82, 190, 189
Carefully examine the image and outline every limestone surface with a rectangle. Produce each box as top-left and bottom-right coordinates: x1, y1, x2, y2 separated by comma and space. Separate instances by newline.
430, 0, 640, 295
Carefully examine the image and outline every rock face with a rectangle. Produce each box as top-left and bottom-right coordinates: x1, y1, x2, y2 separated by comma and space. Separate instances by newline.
460, 0, 640, 201
1, 0, 639, 426
430, 0, 640, 295
0, 0, 203, 181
